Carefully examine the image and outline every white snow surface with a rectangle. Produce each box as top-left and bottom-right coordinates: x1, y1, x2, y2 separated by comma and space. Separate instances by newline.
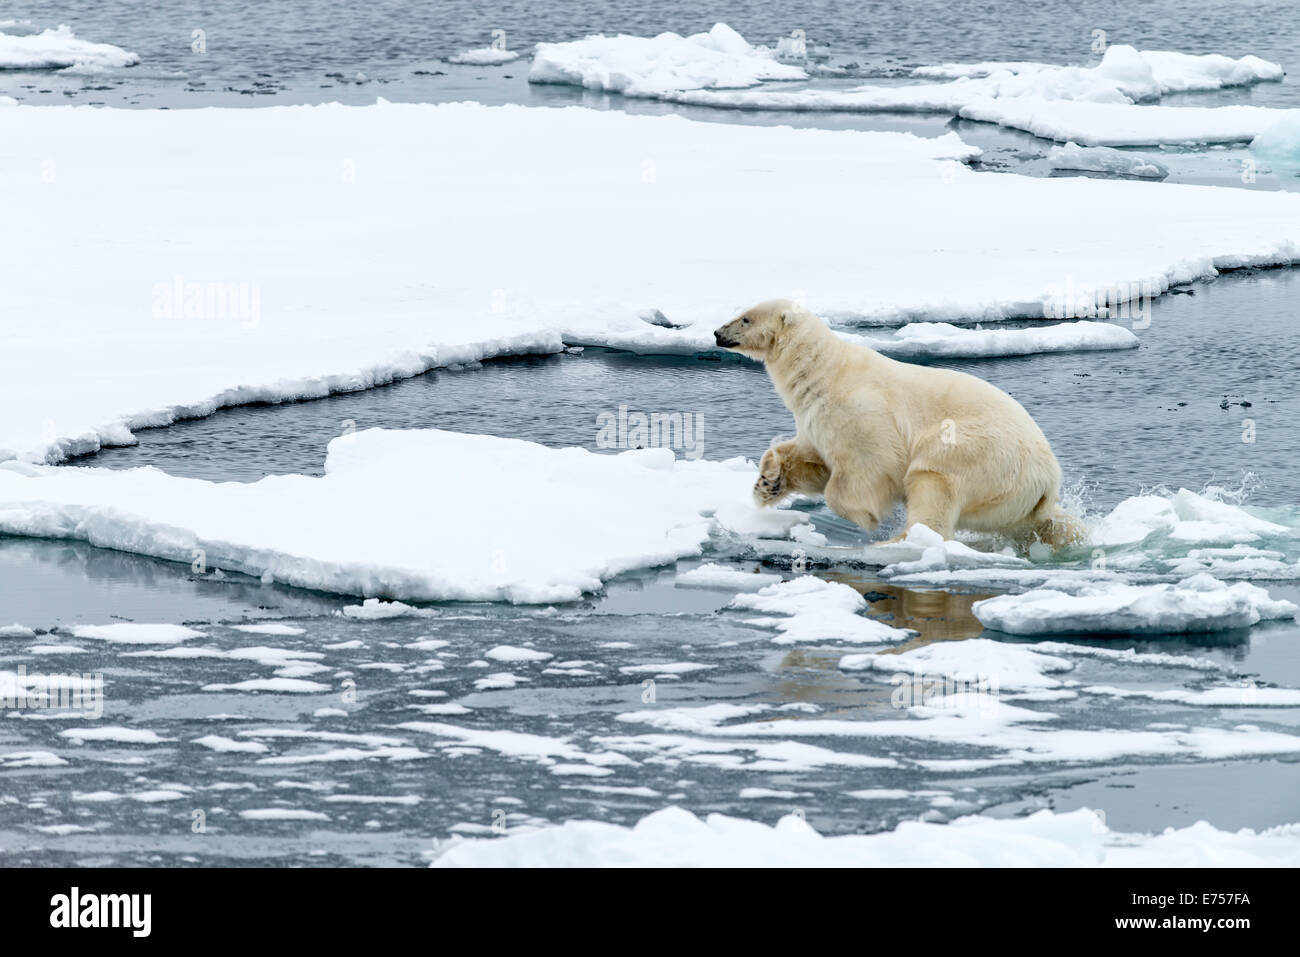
7, 101, 1300, 464
432, 805, 1300, 867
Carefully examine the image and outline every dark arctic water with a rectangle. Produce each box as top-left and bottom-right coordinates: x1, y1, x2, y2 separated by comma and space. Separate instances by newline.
4, 0, 1299, 107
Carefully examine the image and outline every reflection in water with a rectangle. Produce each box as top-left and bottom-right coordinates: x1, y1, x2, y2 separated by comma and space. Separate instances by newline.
826, 573, 994, 648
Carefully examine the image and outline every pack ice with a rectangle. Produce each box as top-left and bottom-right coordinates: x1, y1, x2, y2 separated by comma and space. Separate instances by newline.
533, 24, 1293, 147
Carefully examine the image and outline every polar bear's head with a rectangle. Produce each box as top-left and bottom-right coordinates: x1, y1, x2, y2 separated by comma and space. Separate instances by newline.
713, 299, 805, 360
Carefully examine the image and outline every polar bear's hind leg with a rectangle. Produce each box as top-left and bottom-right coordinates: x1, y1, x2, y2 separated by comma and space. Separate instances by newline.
901, 470, 960, 540
1029, 497, 1088, 548
823, 469, 892, 532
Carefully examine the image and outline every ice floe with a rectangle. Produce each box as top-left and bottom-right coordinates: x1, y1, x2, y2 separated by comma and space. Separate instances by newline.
448, 47, 522, 66
239, 808, 330, 821
0, 23, 138, 71
675, 563, 782, 591
530, 23, 805, 95
431, 805, 1300, 867
0, 429, 778, 603
59, 726, 170, 744
974, 575, 1297, 636
1047, 142, 1169, 179
69, 623, 205, 644
7, 101, 1300, 464
1252, 114, 1300, 167
839, 638, 1076, 693
729, 576, 912, 645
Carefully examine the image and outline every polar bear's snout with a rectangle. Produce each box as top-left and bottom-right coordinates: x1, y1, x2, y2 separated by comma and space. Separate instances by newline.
714, 327, 737, 348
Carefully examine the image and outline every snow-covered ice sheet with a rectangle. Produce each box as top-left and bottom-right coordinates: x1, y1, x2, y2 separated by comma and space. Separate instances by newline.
7, 102, 1300, 464
0, 24, 138, 72
0, 428, 796, 603
431, 805, 1300, 867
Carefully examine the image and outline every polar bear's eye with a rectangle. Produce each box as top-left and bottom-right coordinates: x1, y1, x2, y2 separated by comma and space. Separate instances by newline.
741, 317, 750, 324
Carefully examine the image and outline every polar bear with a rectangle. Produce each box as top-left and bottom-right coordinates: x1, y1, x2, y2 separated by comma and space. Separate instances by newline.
714, 299, 1084, 547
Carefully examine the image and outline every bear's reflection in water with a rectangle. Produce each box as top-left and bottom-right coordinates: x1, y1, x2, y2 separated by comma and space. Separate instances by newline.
762, 576, 995, 713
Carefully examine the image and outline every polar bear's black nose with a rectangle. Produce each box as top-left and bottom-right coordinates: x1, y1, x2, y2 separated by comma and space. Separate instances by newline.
714, 330, 732, 347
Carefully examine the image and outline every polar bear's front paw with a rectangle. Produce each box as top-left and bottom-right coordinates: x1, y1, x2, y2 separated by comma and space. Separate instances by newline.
753, 448, 786, 507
